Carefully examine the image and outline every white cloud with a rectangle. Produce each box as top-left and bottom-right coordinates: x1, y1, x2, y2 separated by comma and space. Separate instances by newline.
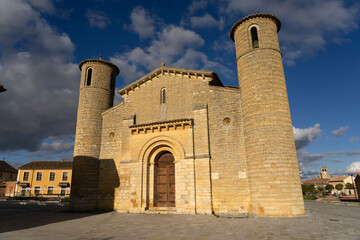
39, 140, 74, 154
331, 126, 349, 137
129, 6, 154, 39
346, 161, 360, 173
0, 0, 79, 152
86, 9, 111, 29
297, 149, 360, 169
349, 137, 359, 142
297, 149, 326, 166
212, 36, 235, 53
293, 123, 322, 150
220, 0, 359, 65
298, 163, 319, 179
26, 0, 55, 14
188, 0, 209, 14
190, 13, 224, 30
111, 25, 208, 84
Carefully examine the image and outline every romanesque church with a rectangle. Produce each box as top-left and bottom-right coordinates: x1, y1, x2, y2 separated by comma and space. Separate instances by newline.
70, 13, 305, 217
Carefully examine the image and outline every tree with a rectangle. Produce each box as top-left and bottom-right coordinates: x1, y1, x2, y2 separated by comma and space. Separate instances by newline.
325, 184, 334, 191
345, 183, 355, 189
307, 185, 315, 193
318, 187, 324, 192
301, 184, 308, 194
335, 184, 344, 191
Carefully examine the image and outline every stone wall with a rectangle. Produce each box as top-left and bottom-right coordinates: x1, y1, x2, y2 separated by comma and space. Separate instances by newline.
207, 86, 251, 214
232, 14, 305, 217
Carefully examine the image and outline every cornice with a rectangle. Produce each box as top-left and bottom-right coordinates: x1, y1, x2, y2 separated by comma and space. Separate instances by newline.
79, 59, 120, 76
130, 118, 193, 134
118, 66, 223, 96
230, 13, 281, 41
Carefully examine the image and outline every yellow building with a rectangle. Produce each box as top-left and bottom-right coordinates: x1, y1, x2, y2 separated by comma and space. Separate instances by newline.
16, 161, 72, 197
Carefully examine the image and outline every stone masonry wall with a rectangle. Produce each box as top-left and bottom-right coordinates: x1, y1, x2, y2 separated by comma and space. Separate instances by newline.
207, 86, 251, 214
233, 15, 305, 217
71, 60, 118, 211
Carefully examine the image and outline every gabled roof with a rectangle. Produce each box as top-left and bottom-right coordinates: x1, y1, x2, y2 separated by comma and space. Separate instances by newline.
19, 161, 73, 170
118, 65, 223, 96
0, 161, 17, 173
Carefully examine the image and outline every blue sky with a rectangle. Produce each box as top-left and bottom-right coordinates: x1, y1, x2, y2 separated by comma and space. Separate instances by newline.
0, 0, 359, 180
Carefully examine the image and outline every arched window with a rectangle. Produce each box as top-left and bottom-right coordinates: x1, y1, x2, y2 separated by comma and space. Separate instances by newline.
251, 27, 259, 49
161, 88, 166, 104
86, 68, 92, 86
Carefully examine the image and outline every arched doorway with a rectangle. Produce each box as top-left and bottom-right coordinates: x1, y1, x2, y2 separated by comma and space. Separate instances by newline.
155, 152, 175, 207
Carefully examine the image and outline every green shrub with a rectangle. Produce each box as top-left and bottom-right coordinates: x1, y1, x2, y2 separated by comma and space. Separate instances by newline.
335, 184, 344, 191
303, 195, 316, 200
60, 197, 70, 202
307, 184, 316, 193
345, 183, 355, 189
301, 184, 308, 194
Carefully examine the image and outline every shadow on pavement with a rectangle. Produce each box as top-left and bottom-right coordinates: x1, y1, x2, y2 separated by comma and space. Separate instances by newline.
0, 201, 108, 234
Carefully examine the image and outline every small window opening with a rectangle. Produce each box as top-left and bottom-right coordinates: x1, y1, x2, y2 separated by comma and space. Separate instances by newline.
161, 88, 166, 104
251, 27, 259, 49
86, 68, 92, 86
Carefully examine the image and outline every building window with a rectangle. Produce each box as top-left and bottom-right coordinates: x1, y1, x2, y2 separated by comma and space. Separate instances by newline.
161, 88, 166, 104
49, 172, 55, 181
62, 172, 69, 181
21, 188, 27, 196
60, 187, 66, 197
23, 172, 29, 181
47, 186, 54, 195
36, 172, 42, 181
251, 27, 259, 49
34, 186, 40, 195
86, 68, 92, 86
0, 172, 2, 178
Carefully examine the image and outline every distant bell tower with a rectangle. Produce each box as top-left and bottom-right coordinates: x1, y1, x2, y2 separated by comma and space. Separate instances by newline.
318, 166, 331, 179
230, 13, 305, 217
70, 57, 119, 211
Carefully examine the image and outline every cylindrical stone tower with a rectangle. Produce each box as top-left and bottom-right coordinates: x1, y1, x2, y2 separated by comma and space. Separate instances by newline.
74, 58, 119, 157
70, 58, 119, 211
230, 13, 305, 217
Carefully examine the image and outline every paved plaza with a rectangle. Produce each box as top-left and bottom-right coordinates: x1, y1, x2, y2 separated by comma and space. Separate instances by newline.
0, 200, 359, 240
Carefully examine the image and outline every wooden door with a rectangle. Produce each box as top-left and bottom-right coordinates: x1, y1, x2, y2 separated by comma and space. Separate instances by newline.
155, 152, 175, 207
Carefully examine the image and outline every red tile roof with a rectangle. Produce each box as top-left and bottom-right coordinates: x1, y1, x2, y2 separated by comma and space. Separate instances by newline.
19, 161, 72, 170
328, 176, 349, 182
0, 161, 17, 173
301, 178, 329, 185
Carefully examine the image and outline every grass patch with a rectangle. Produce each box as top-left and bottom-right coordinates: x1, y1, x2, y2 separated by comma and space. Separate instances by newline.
303, 195, 316, 200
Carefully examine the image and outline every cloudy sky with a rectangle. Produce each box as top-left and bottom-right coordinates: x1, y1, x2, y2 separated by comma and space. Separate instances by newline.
0, 0, 359, 180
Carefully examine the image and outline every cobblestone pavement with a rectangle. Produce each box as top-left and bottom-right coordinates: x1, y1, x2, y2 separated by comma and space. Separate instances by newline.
0, 200, 359, 240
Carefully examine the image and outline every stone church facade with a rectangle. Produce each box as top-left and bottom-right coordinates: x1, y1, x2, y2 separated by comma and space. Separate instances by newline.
70, 13, 305, 217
